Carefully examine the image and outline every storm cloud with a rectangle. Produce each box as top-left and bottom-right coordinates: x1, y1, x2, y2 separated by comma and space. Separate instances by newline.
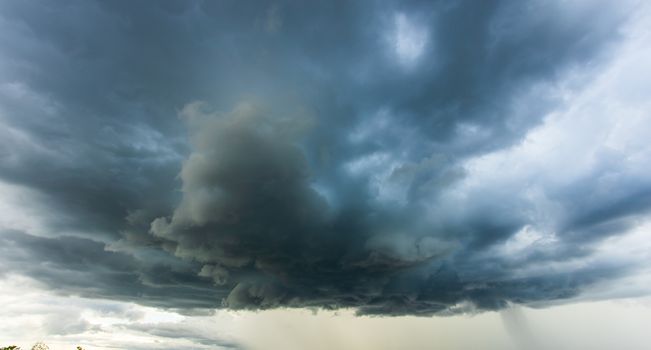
1, 0, 650, 317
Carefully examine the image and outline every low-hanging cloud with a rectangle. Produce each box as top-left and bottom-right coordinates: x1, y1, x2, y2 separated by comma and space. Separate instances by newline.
0, 0, 649, 317
148, 102, 461, 313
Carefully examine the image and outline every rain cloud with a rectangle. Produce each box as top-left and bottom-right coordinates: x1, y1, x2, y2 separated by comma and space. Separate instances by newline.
1, 0, 650, 316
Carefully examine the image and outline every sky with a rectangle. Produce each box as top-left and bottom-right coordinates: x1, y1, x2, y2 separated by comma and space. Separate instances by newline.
1, 0, 651, 349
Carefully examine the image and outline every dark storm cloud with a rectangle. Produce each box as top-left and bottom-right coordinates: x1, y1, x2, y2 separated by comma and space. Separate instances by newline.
0, 229, 224, 309
0, 0, 647, 316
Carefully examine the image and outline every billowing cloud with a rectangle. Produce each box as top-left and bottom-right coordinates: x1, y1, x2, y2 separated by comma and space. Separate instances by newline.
0, 0, 650, 318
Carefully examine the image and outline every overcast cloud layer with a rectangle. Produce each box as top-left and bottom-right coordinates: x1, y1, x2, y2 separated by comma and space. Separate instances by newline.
1, 0, 651, 318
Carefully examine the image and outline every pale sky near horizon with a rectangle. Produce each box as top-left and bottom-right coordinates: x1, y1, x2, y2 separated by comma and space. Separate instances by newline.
2, 274, 651, 350
1, 0, 651, 349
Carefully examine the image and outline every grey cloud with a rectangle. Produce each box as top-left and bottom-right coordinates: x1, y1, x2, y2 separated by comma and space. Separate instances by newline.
118, 323, 240, 349
0, 230, 224, 309
0, 0, 648, 317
